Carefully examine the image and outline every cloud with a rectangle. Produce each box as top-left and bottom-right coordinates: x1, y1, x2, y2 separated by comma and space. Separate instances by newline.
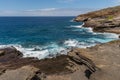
57, 0, 75, 3
117, 0, 120, 2
37, 8, 57, 11
25, 8, 57, 12
118, 0, 120, 2
0, 8, 95, 16
112, 0, 120, 3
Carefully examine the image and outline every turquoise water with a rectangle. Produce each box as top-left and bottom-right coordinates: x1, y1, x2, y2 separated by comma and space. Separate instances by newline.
0, 17, 118, 59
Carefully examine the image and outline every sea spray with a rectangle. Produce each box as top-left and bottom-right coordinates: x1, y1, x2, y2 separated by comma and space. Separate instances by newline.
0, 17, 119, 59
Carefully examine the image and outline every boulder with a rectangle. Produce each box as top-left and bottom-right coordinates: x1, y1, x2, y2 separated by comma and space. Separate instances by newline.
0, 47, 23, 62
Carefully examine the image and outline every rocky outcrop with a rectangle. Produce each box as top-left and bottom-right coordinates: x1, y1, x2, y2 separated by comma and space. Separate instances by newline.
0, 47, 74, 80
0, 66, 40, 80
0, 46, 93, 80
0, 47, 23, 62
0, 6, 120, 80
68, 40, 120, 80
0, 40, 120, 80
74, 6, 120, 34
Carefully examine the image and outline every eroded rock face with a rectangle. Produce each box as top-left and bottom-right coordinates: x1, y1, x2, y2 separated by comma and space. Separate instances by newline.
42, 40, 120, 80
0, 40, 120, 80
0, 66, 39, 80
68, 40, 120, 80
74, 6, 120, 34
0, 47, 76, 80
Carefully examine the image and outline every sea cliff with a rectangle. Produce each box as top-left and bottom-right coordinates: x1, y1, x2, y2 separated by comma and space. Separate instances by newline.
0, 6, 120, 80
74, 6, 120, 34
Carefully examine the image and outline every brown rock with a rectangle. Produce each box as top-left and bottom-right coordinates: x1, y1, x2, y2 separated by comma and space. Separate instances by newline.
0, 51, 5, 56
0, 47, 23, 62
0, 66, 40, 80
68, 40, 120, 80
0, 40, 120, 80
74, 6, 120, 34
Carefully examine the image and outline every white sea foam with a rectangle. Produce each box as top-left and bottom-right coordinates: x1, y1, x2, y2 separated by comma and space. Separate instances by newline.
64, 39, 95, 48
0, 43, 68, 59
0, 24, 119, 60
97, 33, 119, 39
72, 24, 119, 39
64, 39, 79, 47
85, 27, 93, 33
69, 24, 119, 47
70, 25, 82, 28
70, 23, 84, 28
69, 19, 74, 22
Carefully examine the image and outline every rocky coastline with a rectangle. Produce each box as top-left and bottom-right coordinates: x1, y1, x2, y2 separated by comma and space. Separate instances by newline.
74, 6, 120, 34
0, 6, 120, 80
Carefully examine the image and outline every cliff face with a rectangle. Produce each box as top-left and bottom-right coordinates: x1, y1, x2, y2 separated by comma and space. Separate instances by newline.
74, 6, 120, 34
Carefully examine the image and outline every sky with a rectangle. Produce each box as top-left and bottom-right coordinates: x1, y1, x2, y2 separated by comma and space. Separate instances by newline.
0, 0, 119, 16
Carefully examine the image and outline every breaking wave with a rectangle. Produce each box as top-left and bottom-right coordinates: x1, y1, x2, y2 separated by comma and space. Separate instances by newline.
0, 44, 68, 59
0, 24, 119, 59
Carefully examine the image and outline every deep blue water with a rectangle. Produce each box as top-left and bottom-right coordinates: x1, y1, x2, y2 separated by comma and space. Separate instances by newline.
0, 17, 118, 59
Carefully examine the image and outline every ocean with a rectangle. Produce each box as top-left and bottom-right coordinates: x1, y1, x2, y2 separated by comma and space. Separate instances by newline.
0, 17, 119, 59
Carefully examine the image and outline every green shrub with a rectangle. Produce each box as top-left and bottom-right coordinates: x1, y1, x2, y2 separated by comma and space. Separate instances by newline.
107, 15, 113, 20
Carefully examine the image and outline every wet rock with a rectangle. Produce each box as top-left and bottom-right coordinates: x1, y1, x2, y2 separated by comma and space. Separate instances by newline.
0, 47, 23, 62
0, 47, 74, 80
0, 40, 120, 80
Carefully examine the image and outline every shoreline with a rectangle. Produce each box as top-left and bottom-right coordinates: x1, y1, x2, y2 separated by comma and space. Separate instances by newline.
74, 6, 120, 34
0, 25, 119, 60
0, 27, 119, 80
0, 39, 120, 80
0, 6, 120, 80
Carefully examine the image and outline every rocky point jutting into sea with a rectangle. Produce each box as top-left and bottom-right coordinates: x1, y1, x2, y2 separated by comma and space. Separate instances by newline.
0, 6, 120, 80
74, 6, 120, 34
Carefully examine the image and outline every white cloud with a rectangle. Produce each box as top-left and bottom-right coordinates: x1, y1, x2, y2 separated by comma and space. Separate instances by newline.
118, 0, 120, 2
0, 8, 95, 16
112, 0, 120, 3
38, 8, 57, 11
57, 0, 75, 3
25, 8, 57, 12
